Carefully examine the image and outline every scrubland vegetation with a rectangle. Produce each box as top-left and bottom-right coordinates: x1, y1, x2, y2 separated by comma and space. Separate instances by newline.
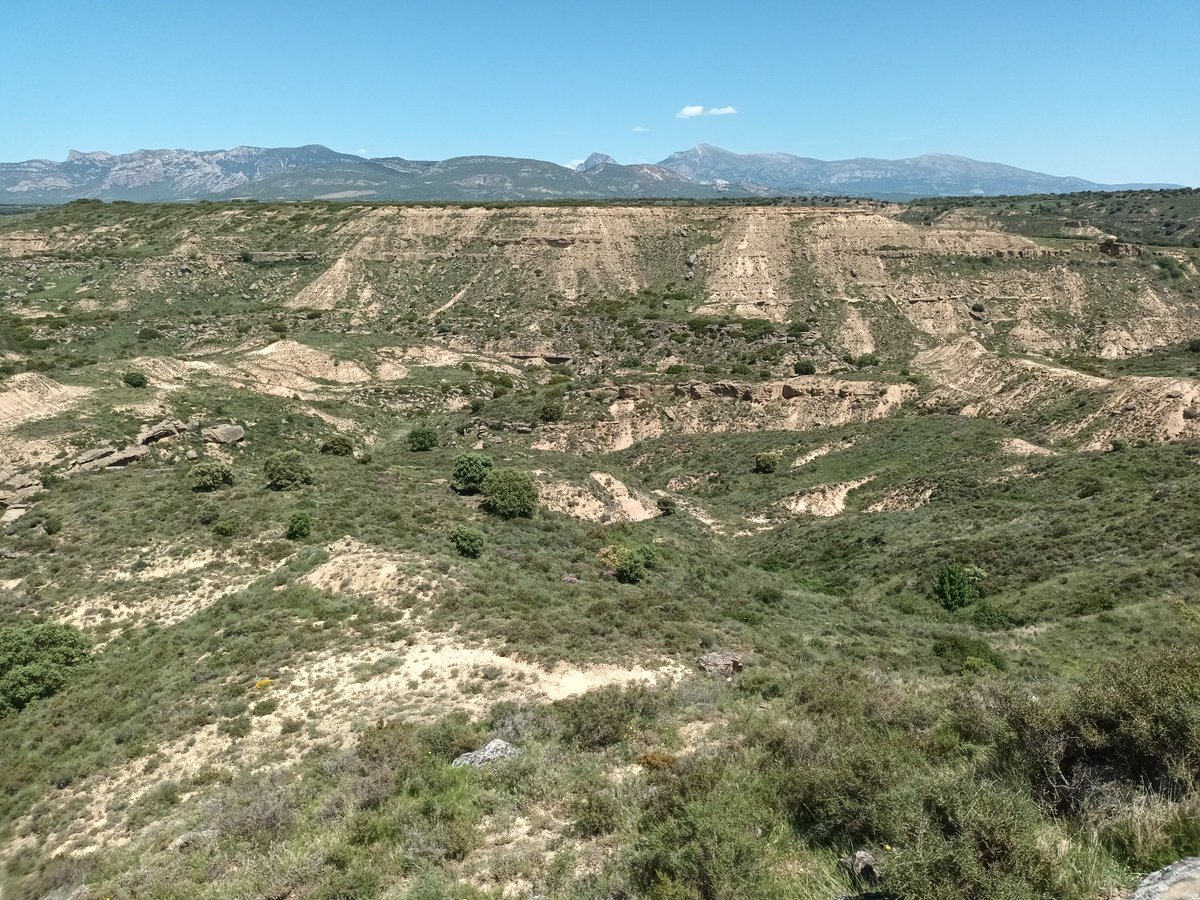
1, 196, 1199, 898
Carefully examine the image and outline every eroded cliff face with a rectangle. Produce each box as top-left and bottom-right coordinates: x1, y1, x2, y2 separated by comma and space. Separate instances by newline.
2, 200, 1197, 460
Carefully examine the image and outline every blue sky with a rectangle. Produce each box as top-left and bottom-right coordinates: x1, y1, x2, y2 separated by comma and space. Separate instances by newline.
4, 0, 1198, 184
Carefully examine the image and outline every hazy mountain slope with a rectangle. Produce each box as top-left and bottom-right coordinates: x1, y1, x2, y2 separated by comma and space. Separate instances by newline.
0, 144, 1183, 204
657, 143, 1181, 197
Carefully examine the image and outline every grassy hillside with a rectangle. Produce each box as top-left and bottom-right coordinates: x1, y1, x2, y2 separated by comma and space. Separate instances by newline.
903, 187, 1200, 248
1, 197, 1199, 899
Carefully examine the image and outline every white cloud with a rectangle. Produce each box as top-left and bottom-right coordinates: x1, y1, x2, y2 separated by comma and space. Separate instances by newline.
565, 158, 585, 170
632, 125, 650, 133
676, 105, 737, 118
356, 148, 368, 156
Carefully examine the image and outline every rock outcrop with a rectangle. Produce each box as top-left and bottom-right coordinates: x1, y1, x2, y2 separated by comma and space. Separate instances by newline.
202, 424, 245, 444
451, 739, 521, 768
69, 444, 150, 473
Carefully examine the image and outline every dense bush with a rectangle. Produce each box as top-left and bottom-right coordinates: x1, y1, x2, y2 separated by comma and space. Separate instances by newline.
614, 545, 655, 584
212, 517, 239, 537
481, 468, 538, 519
263, 451, 313, 491
934, 562, 985, 611
451, 453, 493, 494
448, 524, 484, 558
187, 461, 234, 492
1003, 650, 1200, 806
196, 502, 221, 525
285, 511, 313, 540
554, 684, 664, 750
656, 496, 677, 516
793, 359, 816, 376
406, 425, 438, 452
752, 451, 781, 474
933, 634, 1006, 673
539, 397, 564, 423
0, 622, 90, 717
319, 434, 354, 456
122, 371, 147, 388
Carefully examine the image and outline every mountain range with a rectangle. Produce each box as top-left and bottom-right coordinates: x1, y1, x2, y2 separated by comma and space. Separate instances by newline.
0, 143, 1181, 204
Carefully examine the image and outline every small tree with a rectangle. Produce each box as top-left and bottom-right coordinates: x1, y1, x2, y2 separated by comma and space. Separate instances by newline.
123, 371, 148, 388
264, 451, 313, 491
615, 545, 655, 584
539, 397, 565, 423
0, 622, 91, 717
934, 562, 987, 611
452, 453, 494, 494
285, 511, 313, 540
448, 524, 484, 558
407, 425, 438, 452
188, 461, 234, 492
320, 434, 354, 456
481, 468, 538, 519
793, 359, 816, 376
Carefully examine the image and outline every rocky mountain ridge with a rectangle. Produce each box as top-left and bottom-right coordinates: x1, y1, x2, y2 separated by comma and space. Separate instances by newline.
0, 144, 1182, 204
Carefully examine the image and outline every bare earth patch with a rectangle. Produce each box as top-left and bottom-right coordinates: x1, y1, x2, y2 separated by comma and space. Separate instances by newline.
539, 472, 660, 523
781, 477, 874, 517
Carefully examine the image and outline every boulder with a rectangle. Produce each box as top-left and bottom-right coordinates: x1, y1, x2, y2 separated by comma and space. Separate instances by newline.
841, 849, 881, 881
1131, 857, 1200, 900
202, 423, 245, 444
697, 650, 743, 679
451, 739, 521, 768
71, 444, 150, 473
137, 419, 182, 445
73, 446, 116, 467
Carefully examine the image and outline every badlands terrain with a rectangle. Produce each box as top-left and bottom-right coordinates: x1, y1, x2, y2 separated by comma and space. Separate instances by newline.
1, 194, 1200, 899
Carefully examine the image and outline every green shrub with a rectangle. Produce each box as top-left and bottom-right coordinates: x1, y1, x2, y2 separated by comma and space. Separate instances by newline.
406, 424, 438, 452
481, 468, 538, 519
752, 451, 781, 474
263, 451, 313, 491
1004, 651, 1200, 806
615, 545, 655, 584
0, 622, 90, 717
539, 397, 564, 423
122, 370, 147, 388
448, 524, 484, 558
656, 496, 677, 516
212, 517, 240, 537
451, 453, 493, 494
934, 562, 985, 611
285, 511, 313, 540
1188, 338, 1200, 353
319, 434, 354, 456
970, 601, 1016, 631
793, 359, 816, 376
196, 502, 221, 525
188, 461, 234, 492
567, 782, 623, 837
933, 634, 1005, 673
555, 684, 663, 750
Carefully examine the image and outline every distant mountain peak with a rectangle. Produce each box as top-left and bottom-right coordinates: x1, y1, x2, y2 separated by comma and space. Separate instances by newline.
577, 153, 617, 172
0, 144, 1182, 204
66, 150, 114, 163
